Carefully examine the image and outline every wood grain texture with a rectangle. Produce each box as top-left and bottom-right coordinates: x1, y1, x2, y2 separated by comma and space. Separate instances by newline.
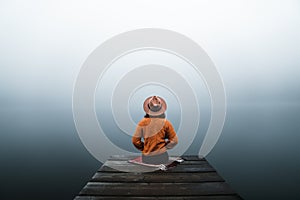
75, 155, 243, 200
99, 160, 215, 173
79, 182, 236, 196
75, 195, 242, 200
91, 172, 224, 183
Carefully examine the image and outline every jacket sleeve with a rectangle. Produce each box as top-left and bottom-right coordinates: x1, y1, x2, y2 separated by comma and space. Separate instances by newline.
132, 125, 144, 151
165, 120, 178, 149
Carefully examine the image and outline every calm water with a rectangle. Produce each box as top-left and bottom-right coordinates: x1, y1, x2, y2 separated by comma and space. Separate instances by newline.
1, 102, 300, 200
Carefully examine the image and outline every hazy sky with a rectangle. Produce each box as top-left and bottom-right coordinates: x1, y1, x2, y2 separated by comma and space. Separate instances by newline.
1, 0, 300, 111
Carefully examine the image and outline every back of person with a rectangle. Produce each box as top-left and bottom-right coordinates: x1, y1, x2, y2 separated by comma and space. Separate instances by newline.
132, 96, 178, 164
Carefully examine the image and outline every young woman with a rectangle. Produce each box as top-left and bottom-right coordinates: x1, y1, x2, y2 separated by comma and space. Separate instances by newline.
132, 96, 178, 165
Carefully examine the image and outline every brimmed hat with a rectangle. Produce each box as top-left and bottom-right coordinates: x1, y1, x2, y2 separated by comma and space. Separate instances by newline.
143, 96, 167, 116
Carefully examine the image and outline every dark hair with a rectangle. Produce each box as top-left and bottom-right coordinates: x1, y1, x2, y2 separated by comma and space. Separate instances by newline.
144, 113, 166, 118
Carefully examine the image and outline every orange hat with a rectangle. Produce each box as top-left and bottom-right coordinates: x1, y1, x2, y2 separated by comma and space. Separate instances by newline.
143, 96, 167, 116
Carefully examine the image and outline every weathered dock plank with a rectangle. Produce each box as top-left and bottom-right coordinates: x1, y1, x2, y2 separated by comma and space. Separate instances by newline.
91, 172, 224, 183
108, 155, 206, 161
79, 182, 236, 196
75, 196, 242, 200
75, 155, 243, 200
99, 159, 215, 173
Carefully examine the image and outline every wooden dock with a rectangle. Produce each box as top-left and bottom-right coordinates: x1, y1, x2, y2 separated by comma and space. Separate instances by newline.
75, 155, 243, 200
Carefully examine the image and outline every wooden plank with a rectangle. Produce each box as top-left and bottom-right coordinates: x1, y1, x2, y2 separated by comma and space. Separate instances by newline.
99, 160, 215, 173
99, 161, 158, 173
181, 155, 205, 161
99, 164, 215, 173
107, 157, 206, 165
103, 160, 210, 167
75, 195, 243, 200
91, 172, 224, 183
79, 182, 236, 196
167, 163, 215, 172
180, 160, 208, 165
142, 172, 222, 182
109, 155, 206, 161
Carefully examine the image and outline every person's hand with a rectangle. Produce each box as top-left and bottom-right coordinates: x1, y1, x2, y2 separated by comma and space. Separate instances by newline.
165, 139, 178, 149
